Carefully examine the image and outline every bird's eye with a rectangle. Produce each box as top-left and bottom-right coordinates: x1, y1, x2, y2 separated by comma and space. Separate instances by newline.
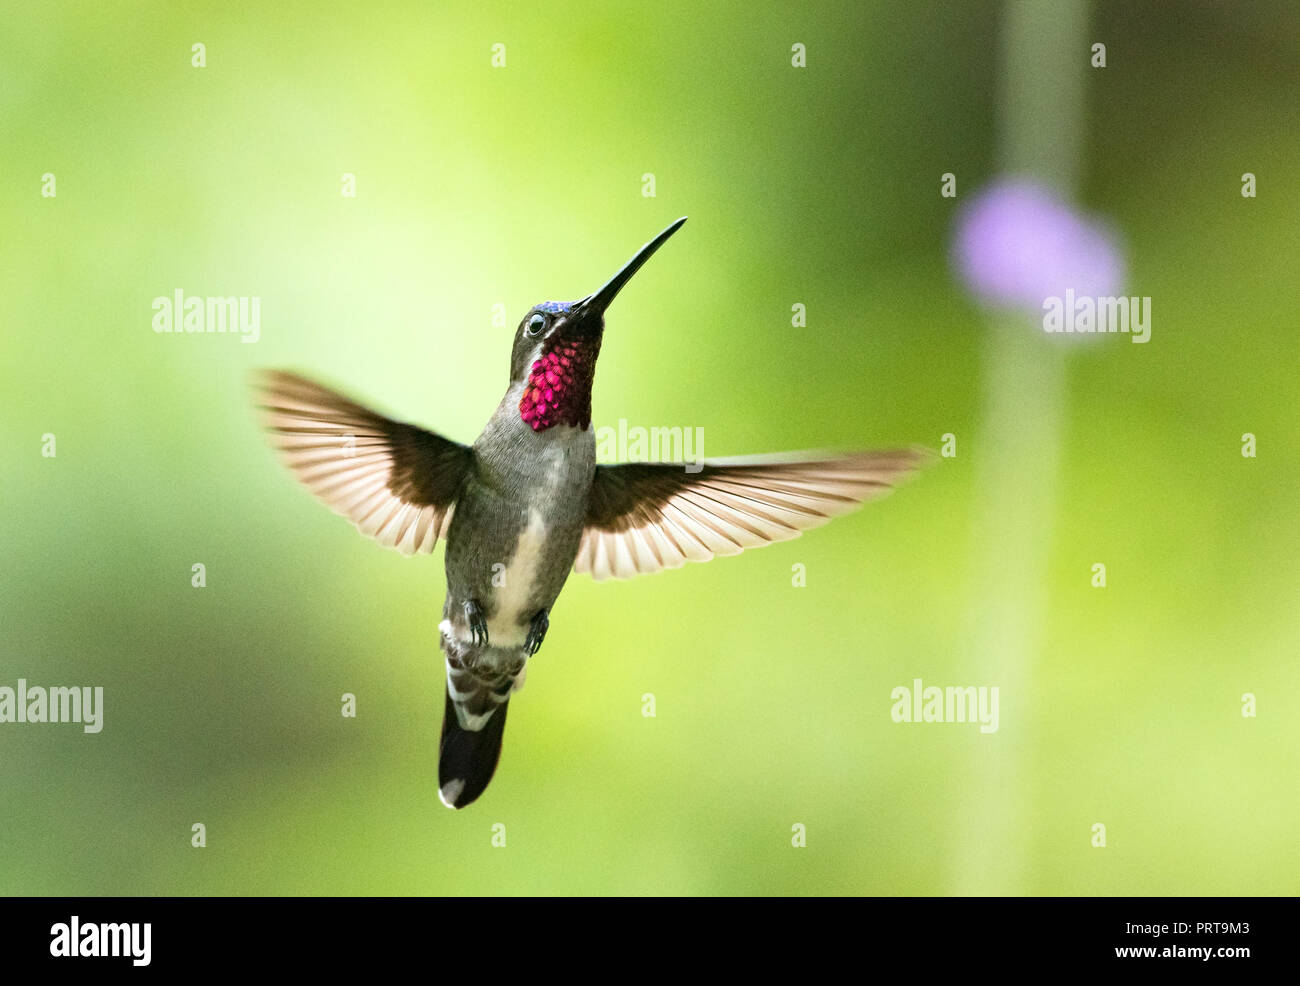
526, 313, 547, 336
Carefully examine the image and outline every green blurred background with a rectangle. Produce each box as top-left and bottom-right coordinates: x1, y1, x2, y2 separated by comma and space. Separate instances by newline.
2, 0, 1297, 895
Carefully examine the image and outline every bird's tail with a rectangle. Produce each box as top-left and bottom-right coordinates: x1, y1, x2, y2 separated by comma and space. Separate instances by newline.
437, 657, 515, 809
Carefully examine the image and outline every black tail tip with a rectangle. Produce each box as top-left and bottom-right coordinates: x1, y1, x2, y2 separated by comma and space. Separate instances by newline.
437, 739, 500, 809
438, 778, 471, 810
437, 703, 509, 810
436, 762, 496, 810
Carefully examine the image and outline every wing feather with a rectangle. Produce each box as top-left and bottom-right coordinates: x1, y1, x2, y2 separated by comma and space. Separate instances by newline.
575, 449, 930, 580
254, 370, 471, 555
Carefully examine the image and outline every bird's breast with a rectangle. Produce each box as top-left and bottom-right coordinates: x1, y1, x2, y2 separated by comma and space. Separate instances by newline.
486, 507, 551, 648
443, 420, 594, 655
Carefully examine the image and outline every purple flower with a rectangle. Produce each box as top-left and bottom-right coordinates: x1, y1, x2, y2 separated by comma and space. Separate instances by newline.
951, 179, 1125, 313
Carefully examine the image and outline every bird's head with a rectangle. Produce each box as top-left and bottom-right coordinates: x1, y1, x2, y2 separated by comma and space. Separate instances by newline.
512, 217, 686, 432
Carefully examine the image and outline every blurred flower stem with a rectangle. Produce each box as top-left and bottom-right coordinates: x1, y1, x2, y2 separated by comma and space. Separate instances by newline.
954, 0, 1091, 895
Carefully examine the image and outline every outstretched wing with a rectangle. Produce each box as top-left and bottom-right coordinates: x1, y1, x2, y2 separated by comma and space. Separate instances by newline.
254, 370, 472, 555
575, 449, 929, 580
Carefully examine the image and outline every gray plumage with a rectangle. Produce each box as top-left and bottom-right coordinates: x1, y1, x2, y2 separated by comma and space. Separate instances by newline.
254, 217, 930, 809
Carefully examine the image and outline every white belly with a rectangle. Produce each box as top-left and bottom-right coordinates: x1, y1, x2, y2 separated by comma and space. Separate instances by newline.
486, 509, 548, 648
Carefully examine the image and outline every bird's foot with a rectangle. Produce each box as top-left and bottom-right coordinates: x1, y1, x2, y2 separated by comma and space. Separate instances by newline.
524, 609, 549, 656
463, 599, 488, 647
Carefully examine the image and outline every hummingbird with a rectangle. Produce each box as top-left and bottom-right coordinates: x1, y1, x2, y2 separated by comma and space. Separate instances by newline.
255, 217, 927, 809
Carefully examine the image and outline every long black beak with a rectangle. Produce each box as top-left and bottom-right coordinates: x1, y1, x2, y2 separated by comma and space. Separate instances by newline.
576, 217, 687, 317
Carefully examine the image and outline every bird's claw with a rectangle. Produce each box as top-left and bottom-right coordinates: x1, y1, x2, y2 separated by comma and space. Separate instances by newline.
463, 599, 488, 647
524, 609, 549, 656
